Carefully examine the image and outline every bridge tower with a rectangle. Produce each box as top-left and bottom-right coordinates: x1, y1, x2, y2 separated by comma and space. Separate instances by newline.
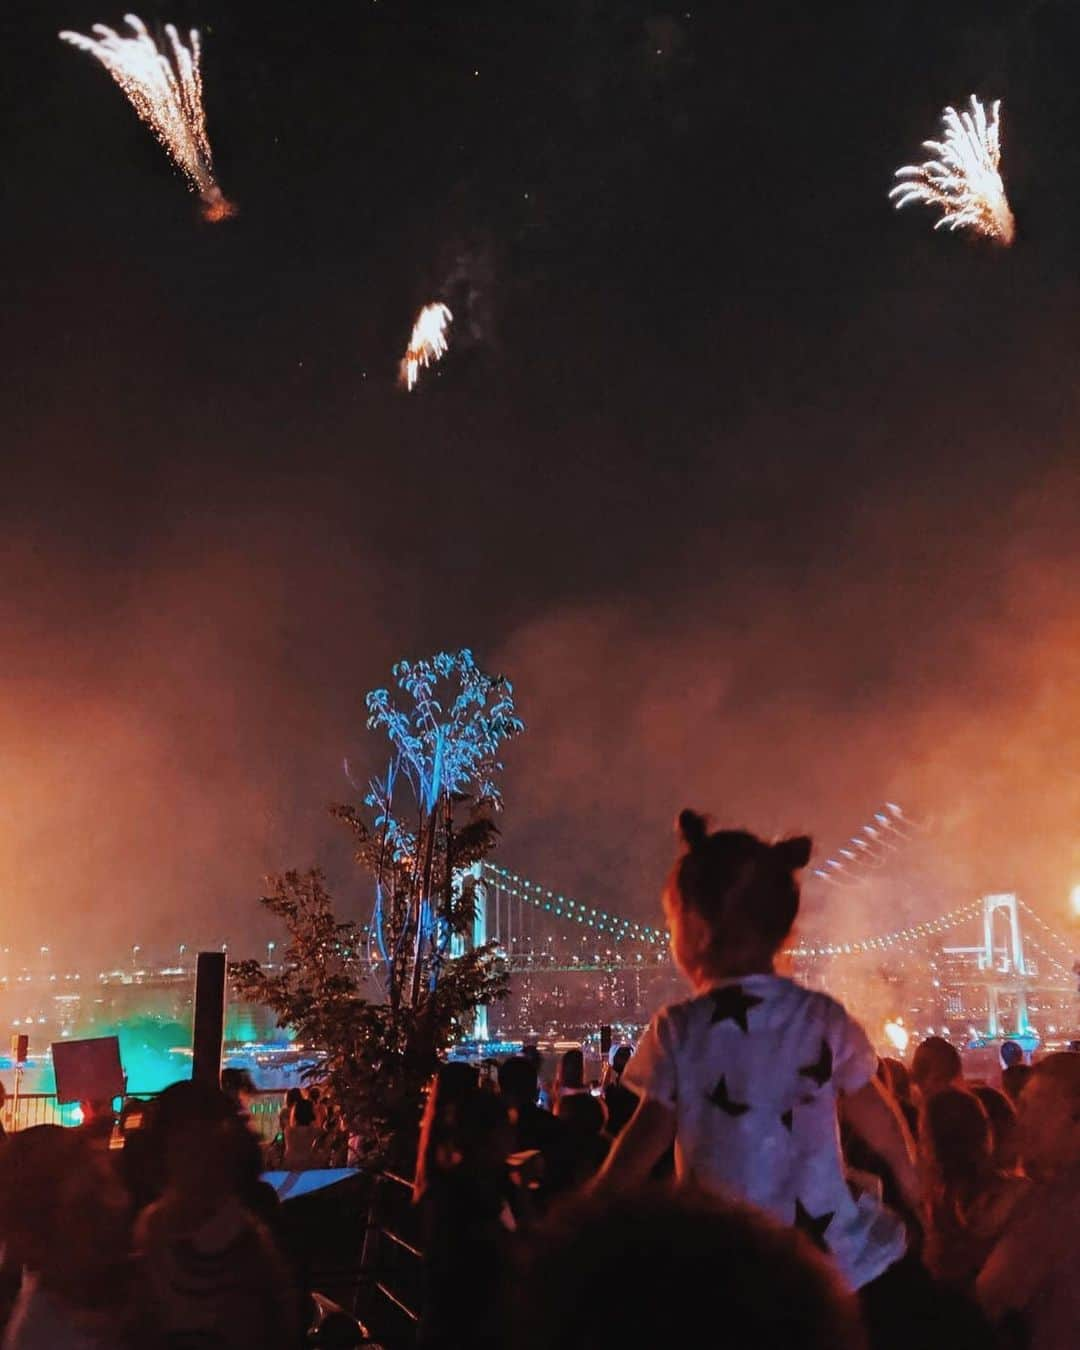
978, 893, 1031, 1037
449, 861, 489, 1041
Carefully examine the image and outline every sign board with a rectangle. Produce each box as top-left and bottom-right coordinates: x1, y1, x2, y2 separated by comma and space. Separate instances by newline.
51, 1035, 124, 1105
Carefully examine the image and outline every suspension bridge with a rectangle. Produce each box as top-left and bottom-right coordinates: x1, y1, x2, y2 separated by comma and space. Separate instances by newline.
477, 863, 1079, 1039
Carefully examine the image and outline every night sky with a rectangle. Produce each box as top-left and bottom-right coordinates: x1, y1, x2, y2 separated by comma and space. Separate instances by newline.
2, 1, 1079, 966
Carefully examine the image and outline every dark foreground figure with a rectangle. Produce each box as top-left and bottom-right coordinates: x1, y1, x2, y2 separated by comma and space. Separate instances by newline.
516, 1187, 865, 1350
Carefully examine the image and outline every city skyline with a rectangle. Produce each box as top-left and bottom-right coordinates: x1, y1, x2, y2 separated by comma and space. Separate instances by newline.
4, 882, 1074, 1059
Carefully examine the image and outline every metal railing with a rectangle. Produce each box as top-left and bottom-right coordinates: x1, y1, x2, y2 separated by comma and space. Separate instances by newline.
1, 1089, 288, 1141
0, 1092, 82, 1131
358, 1170, 421, 1347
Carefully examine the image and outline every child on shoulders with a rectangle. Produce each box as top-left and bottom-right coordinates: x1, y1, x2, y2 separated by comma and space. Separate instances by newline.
593, 809, 919, 1293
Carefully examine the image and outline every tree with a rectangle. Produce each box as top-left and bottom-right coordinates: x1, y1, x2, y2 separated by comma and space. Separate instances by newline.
232, 649, 523, 1164
353, 648, 524, 1009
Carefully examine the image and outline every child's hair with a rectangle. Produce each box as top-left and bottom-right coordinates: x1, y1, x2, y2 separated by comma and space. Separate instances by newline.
667, 809, 812, 956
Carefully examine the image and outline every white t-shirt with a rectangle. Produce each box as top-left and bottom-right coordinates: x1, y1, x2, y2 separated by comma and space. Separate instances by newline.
623, 974, 906, 1290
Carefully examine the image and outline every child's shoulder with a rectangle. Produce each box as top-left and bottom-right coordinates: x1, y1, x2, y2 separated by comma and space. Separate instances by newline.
648, 978, 867, 1041
651, 988, 716, 1026
779, 980, 872, 1040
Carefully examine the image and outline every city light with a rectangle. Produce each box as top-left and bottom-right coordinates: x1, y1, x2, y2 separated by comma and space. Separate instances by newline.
883, 1020, 909, 1054
1, 879, 1076, 1091
1070, 884, 1080, 918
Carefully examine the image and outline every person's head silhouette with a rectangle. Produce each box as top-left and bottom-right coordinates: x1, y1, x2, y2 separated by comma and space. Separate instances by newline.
1000, 1040, 1023, 1069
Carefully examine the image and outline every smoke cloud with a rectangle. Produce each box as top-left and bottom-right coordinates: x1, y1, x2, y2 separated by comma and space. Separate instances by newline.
1, 439, 1075, 975
494, 463, 1080, 950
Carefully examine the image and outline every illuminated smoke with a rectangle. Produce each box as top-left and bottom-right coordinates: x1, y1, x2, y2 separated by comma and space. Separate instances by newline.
59, 14, 235, 222
890, 96, 1014, 245
400, 303, 453, 392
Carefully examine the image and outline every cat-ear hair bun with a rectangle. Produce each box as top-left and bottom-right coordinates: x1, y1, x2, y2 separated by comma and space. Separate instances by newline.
772, 835, 813, 871
677, 808, 710, 851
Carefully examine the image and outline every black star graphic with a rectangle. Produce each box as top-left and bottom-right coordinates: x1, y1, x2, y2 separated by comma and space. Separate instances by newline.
709, 985, 763, 1033
707, 1075, 750, 1117
780, 1109, 794, 1132
794, 1199, 834, 1252
798, 1039, 833, 1088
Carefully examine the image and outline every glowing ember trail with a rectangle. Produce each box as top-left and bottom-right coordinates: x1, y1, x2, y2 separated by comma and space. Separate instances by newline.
400, 303, 453, 391
890, 96, 1014, 245
59, 14, 235, 222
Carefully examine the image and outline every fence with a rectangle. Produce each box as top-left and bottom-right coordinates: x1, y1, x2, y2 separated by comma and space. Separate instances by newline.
0, 1088, 288, 1141
0, 1092, 82, 1130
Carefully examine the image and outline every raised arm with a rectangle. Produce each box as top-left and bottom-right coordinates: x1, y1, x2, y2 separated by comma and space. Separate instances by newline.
590, 1097, 677, 1192
839, 1076, 919, 1214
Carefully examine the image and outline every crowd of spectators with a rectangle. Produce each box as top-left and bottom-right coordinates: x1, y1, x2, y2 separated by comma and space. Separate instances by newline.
1, 809, 1078, 1348
0, 1079, 299, 1349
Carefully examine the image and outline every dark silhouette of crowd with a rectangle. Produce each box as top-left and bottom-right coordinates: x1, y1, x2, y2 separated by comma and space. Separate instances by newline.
1, 811, 1078, 1349
0, 1078, 300, 1349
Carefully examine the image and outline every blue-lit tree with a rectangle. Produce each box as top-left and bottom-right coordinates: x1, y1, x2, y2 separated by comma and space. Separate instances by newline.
341, 649, 524, 1009
235, 649, 523, 1163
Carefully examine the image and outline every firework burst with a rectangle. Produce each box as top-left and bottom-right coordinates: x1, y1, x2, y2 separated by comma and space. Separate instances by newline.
400, 303, 453, 391
890, 96, 1014, 244
59, 14, 235, 222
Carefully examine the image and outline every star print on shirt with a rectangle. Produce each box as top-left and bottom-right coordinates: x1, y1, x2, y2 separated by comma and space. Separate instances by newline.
709, 985, 763, 1033
794, 1198, 834, 1251
798, 1038, 833, 1088
707, 1075, 750, 1117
